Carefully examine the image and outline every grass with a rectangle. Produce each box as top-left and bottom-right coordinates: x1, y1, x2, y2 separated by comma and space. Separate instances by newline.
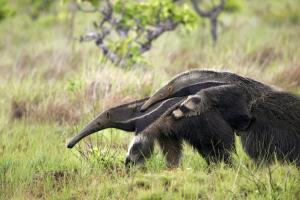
0, 0, 300, 199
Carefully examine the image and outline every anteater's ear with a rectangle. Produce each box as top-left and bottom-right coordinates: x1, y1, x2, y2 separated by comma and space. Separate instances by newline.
172, 95, 201, 119
181, 95, 201, 111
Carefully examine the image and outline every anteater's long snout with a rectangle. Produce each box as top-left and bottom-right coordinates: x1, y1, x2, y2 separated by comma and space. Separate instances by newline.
67, 117, 103, 148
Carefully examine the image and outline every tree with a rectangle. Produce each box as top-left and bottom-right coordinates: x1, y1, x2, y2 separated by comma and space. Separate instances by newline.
76, 0, 198, 66
191, 0, 226, 45
69, 0, 242, 66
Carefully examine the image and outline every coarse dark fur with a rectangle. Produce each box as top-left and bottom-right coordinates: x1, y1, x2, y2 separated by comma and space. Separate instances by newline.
137, 99, 235, 166
240, 91, 300, 165
159, 73, 300, 166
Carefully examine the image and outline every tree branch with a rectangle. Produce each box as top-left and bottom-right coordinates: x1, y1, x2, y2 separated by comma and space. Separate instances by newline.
77, 0, 182, 66
140, 20, 179, 53
191, 0, 226, 44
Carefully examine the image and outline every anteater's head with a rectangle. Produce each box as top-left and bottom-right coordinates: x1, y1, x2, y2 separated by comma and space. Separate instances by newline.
140, 69, 225, 111
67, 98, 148, 148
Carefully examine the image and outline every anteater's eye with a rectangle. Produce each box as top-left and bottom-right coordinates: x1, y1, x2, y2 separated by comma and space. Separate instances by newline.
168, 86, 172, 91
106, 112, 110, 119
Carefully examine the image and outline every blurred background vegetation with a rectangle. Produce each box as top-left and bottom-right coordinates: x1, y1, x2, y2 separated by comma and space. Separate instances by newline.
0, 0, 300, 199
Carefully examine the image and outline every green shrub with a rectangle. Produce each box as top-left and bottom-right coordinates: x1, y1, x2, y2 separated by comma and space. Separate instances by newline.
30, 0, 55, 19
262, 2, 300, 25
224, 0, 243, 12
0, 0, 14, 21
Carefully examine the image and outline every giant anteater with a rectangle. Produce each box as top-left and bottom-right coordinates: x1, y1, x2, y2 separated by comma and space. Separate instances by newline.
141, 70, 300, 166
67, 81, 235, 167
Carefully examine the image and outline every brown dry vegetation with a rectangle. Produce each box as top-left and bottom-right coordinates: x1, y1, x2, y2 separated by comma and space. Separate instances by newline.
10, 96, 81, 124
273, 63, 300, 90
243, 46, 283, 70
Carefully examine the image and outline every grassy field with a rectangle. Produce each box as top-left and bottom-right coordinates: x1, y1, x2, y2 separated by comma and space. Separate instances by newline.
0, 1, 300, 199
